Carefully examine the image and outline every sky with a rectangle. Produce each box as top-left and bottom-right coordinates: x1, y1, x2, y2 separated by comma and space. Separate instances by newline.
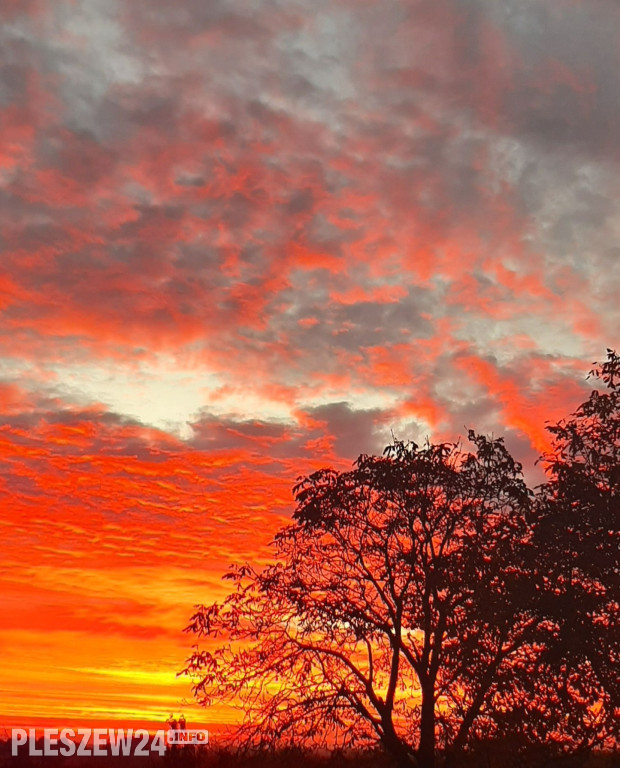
1, 0, 619, 733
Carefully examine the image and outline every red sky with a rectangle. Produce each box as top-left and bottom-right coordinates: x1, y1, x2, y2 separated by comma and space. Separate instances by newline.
1, 0, 619, 734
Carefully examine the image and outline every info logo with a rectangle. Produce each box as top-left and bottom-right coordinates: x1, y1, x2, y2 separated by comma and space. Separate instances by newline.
167, 729, 209, 745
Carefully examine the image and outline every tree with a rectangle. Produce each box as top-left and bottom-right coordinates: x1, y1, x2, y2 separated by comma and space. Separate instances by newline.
182, 353, 620, 766
531, 349, 619, 754
182, 434, 540, 768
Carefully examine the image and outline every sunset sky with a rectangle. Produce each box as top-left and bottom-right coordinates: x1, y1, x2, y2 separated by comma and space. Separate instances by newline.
1, 0, 619, 733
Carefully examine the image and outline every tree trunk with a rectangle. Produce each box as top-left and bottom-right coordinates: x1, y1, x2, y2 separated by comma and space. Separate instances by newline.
382, 720, 418, 768
388, 746, 418, 768
418, 682, 435, 768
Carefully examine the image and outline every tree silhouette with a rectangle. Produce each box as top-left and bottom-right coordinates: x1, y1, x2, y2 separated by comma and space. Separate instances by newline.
183, 434, 541, 768
530, 349, 619, 752
182, 352, 619, 767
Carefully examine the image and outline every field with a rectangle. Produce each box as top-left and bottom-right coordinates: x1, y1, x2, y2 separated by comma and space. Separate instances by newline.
1, 738, 618, 768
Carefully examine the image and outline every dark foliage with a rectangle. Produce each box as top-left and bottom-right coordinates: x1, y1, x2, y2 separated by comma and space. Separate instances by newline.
531, 350, 619, 749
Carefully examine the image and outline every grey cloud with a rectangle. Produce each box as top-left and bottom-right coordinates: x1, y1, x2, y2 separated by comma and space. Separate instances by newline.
306, 402, 390, 458
474, 0, 620, 159
189, 402, 393, 464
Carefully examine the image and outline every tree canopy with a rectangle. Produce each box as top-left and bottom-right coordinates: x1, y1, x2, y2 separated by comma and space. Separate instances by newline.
530, 350, 619, 751
182, 351, 619, 768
